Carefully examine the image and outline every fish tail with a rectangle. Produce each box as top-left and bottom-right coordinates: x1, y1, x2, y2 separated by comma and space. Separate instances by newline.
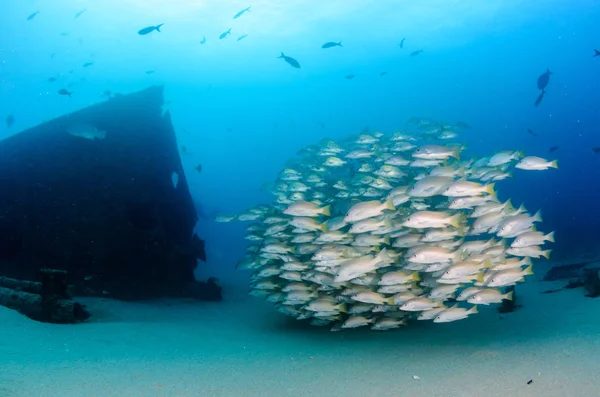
338, 41, 342, 46
524, 264, 534, 275
547, 68, 552, 74
155, 23, 164, 32
382, 235, 391, 246
320, 205, 331, 217
384, 196, 396, 211
550, 159, 558, 169
411, 272, 420, 282
467, 305, 478, 315
319, 223, 328, 233
449, 213, 466, 228
278, 52, 285, 58
546, 231, 555, 243
484, 182, 496, 196
504, 291, 514, 301
475, 271, 485, 284
542, 249, 552, 260
533, 209, 543, 223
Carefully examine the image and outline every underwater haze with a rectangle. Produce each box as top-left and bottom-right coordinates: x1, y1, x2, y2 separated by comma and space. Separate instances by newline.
2, 1, 600, 395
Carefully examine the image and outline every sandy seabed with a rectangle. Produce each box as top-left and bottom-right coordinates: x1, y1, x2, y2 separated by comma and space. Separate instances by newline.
1, 276, 599, 397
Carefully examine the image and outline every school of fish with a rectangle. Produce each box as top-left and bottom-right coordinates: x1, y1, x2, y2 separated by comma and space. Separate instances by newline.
219, 119, 558, 331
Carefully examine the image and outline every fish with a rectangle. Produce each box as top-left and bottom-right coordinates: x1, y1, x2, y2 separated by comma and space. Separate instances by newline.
145, 70, 155, 75
27, 11, 40, 21
200, 36, 206, 44
399, 38, 406, 48
527, 128, 538, 137
138, 24, 164, 35
219, 28, 232, 39
5, 114, 15, 128
66, 123, 107, 140
345, 75, 355, 80
433, 305, 478, 323
322, 41, 342, 49
48, 77, 57, 82
549, 146, 559, 152
379, 72, 388, 76
515, 156, 558, 171
537, 68, 552, 90
237, 34, 248, 41
75, 9, 87, 19
233, 6, 251, 19
58, 88, 73, 97
195, 164, 202, 173
278, 52, 301, 68
534, 90, 546, 107
593, 147, 600, 154
594, 49, 600, 58
410, 50, 423, 56
83, 62, 94, 67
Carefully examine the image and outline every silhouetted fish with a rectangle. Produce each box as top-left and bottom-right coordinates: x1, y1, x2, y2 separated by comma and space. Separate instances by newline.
50, 53, 56, 59
593, 147, 600, 154
83, 62, 94, 67
380, 72, 387, 76
527, 128, 538, 137
455, 121, 471, 129
48, 77, 57, 82
60, 32, 70, 37
75, 9, 87, 19
5, 114, 15, 128
534, 90, 546, 107
145, 70, 155, 74
549, 146, 559, 152
594, 49, 600, 58
399, 38, 406, 48
537, 68, 552, 90
138, 24, 164, 35
200, 36, 206, 44
319, 122, 326, 129
322, 41, 342, 49
27, 11, 39, 21
345, 74, 355, 79
237, 34, 248, 41
58, 88, 73, 97
219, 28, 232, 39
102, 90, 111, 97
278, 52, 300, 68
410, 49, 423, 56
233, 6, 251, 19
195, 164, 202, 173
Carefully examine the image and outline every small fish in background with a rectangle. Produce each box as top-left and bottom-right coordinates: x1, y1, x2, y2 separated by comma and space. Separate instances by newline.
138, 24, 164, 35
27, 11, 39, 21
537, 68, 552, 90
48, 77, 57, 82
233, 6, 251, 19
50, 53, 56, 59
145, 70, 155, 74
60, 32, 70, 37
399, 37, 406, 48
181, 145, 188, 154
278, 52, 300, 68
515, 156, 558, 170
345, 74, 355, 79
594, 49, 600, 57
455, 121, 471, 128
237, 34, 248, 41
101, 90, 112, 97
66, 123, 107, 140
527, 128, 538, 137
410, 49, 423, 56
83, 62, 94, 67
75, 9, 87, 19
549, 146, 559, 152
219, 28, 232, 39
593, 147, 600, 154
58, 88, 73, 97
171, 172, 179, 189
380, 72, 387, 76
195, 164, 202, 173
200, 36, 206, 44
318, 122, 326, 129
534, 90, 546, 107
322, 41, 342, 49
5, 114, 15, 128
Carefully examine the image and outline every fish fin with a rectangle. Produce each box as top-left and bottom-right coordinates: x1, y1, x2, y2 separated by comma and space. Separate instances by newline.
475, 271, 485, 283
542, 249, 552, 260
484, 183, 496, 196
482, 259, 493, 269
338, 41, 342, 46
449, 213, 466, 228
468, 305, 478, 315
523, 264, 534, 275
547, 68, 552, 74
503, 291, 514, 301
155, 23, 164, 32
382, 235, 391, 246
516, 150, 525, 159
451, 147, 461, 159
278, 52, 285, 58
450, 303, 459, 309
320, 223, 328, 233
550, 160, 559, 169
411, 272, 420, 282
386, 298, 395, 305
533, 210, 543, 223
321, 205, 331, 217
337, 303, 348, 313
384, 196, 396, 211
504, 199, 514, 213
546, 231, 555, 243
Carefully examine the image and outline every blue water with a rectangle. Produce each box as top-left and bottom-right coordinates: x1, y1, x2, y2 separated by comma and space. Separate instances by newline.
1, 0, 600, 288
